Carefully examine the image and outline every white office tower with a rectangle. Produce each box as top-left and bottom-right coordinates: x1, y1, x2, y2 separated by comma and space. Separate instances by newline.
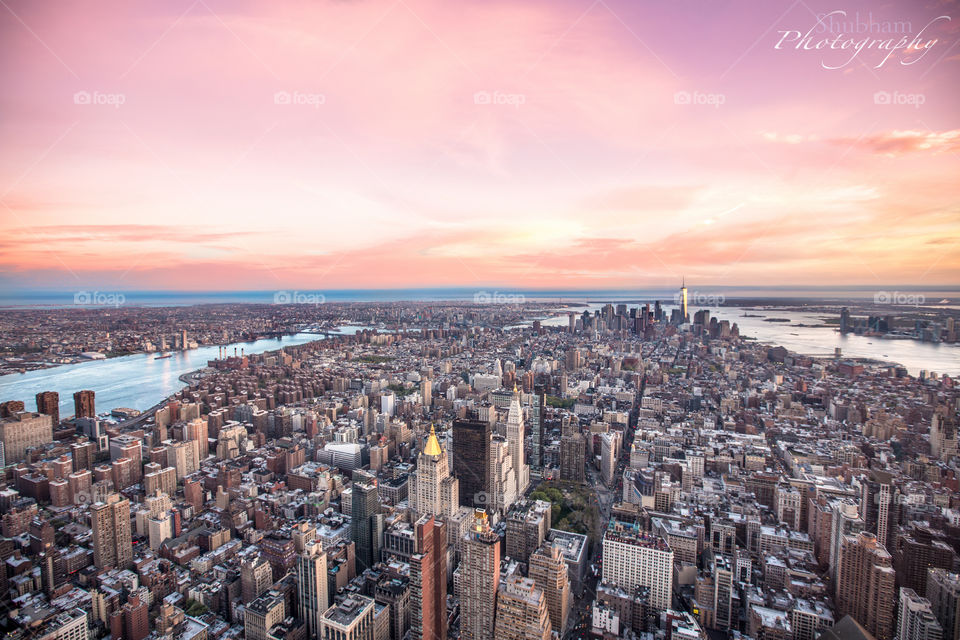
490, 436, 517, 515
380, 392, 396, 417
602, 522, 674, 611
507, 386, 529, 497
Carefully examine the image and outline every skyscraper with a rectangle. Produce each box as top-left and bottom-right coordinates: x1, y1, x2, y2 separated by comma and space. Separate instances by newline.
292, 521, 317, 553
410, 514, 447, 640
829, 500, 864, 581
489, 435, 517, 514
461, 510, 500, 640
560, 433, 586, 484
506, 386, 529, 497
494, 575, 552, 640
241, 555, 274, 604
528, 542, 570, 634
167, 440, 200, 480
840, 307, 851, 334
245, 592, 286, 640
110, 434, 143, 482
351, 480, 382, 573
453, 418, 492, 508
602, 522, 674, 611
411, 425, 458, 519
712, 553, 736, 630
505, 500, 551, 563
91, 493, 133, 569
144, 489, 173, 549
927, 569, 960, 640
185, 417, 208, 458
679, 278, 688, 323
599, 431, 621, 487
0, 411, 53, 462
297, 540, 329, 640
835, 532, 896, 640
319, 595, 376, 640
420, 378, 432, 408
931, 407, 959, 462
899, 588, 944, 640
73, 390, 96, 419
112, 590, 149, 640
35, 391, 60, 426
528, 391, 545, 475
894, 526, 957, 598
859, 470, 897, 550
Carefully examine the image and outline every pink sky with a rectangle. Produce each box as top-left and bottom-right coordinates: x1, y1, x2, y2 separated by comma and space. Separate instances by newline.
1, 0, 958, 291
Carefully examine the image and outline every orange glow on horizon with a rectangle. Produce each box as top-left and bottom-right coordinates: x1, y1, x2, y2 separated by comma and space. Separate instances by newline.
0, 0, 957, 291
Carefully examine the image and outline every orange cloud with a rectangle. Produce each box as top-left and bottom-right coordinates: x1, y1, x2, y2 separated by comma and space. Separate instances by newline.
1, 0, 958, 291
831, 129, 960, 156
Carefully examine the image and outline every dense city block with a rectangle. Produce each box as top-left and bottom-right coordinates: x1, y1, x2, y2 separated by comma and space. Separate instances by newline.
0, 296, 958, 640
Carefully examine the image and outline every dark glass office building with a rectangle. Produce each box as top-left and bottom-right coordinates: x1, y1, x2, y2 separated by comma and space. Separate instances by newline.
452, 417, 491, 508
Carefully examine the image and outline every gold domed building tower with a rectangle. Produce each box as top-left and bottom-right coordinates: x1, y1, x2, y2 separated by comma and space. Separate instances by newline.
411, 424, 459, 519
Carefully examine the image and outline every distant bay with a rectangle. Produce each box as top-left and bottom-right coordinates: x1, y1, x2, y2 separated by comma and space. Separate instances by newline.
0, 329, 366, 415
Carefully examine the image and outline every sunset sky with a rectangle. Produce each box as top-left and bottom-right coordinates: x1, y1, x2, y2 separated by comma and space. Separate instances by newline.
1, 0, 958, 292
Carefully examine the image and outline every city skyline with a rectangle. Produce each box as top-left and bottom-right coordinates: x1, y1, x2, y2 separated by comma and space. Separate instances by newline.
2, 0, 959, 292
1, 3, 959, 639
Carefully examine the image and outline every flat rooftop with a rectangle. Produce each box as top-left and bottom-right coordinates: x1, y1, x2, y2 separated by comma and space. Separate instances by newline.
547, 528, 587, 562
323, 595, 373, 627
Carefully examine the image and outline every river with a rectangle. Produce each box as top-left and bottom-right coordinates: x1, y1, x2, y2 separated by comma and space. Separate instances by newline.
0, 327, 370, 415
710, 308, 959, 377
531, 305, 959, 377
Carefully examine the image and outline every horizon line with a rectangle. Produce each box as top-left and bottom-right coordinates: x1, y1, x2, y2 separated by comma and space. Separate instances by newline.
1, 284, 959, 295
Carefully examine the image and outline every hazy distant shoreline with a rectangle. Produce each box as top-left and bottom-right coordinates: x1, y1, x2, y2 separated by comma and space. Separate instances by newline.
1, 286, 957, 309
